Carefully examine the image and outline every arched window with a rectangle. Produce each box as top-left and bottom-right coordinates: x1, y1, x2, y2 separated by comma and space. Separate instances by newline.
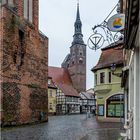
106, 94, 124, 117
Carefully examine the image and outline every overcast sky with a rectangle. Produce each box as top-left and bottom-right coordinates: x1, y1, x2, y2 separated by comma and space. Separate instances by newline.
39, 0, 118, 90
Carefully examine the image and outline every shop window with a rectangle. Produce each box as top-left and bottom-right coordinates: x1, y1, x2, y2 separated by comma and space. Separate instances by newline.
107, 94, 124, 117
100, 72, 105, 83
98, 105, 104, 116
107, 104, 124, 117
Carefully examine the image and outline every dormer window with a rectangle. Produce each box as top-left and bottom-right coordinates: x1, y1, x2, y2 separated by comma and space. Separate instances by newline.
24, 0, 33, 23
48, 79, 51, 85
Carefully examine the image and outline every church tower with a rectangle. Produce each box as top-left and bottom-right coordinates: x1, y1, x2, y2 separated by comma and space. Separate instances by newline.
62, 2, 86, 92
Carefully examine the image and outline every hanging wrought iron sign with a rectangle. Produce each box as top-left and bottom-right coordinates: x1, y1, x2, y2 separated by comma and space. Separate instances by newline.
87, 33, 104, 50
87, 3, 124, 51
107, 14, 125, 32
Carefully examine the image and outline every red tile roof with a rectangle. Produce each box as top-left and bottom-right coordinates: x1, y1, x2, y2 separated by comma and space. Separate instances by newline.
48, 66, 79, 97
92, 43, 123, 71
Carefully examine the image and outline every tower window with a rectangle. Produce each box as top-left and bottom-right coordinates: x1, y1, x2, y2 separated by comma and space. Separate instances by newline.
72, 61, 75, 65
67, 64, 69, 68
79, 60, 83, 64
24, 0, 33, 23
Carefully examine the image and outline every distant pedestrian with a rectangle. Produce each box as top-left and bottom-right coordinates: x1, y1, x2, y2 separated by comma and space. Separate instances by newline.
86, 110, 90, 119
39, 111, 44, 121
92, 109, 95, 116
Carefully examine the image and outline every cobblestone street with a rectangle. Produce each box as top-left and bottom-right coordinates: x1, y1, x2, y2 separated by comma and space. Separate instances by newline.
1, 114, 123, 140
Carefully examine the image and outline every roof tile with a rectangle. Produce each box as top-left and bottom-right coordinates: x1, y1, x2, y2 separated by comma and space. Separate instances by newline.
92, 44, 123, 71
48, 66, 79, 97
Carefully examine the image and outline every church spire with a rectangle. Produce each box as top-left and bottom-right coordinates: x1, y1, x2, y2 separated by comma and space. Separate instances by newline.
76, 2, 80, 21
72, 1, 84, 45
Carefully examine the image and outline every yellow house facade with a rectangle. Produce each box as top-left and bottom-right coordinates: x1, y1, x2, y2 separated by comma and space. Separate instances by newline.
48, 77, 57, 115
92, 42, 124, 122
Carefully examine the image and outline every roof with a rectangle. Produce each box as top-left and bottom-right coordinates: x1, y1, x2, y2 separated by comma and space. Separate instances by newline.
80, 92, 95, 99
48, 66, 79, 97
92, 43, 123, 71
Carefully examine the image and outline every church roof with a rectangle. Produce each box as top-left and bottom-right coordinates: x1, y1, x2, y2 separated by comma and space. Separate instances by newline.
48, 66, 79, 97
92, 42, 123, 71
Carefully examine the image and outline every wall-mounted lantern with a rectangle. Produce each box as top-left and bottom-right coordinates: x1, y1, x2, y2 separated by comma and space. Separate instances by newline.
110, 63, 122, 77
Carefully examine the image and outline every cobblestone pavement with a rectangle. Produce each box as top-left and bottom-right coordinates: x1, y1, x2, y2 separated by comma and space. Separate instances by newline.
1, 114, 124, 140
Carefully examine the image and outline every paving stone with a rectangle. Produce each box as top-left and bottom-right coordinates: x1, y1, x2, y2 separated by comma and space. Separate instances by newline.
1, 114, 124, 140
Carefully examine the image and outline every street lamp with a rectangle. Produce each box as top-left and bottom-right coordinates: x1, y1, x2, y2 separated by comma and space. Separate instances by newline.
110, 63, 122, 77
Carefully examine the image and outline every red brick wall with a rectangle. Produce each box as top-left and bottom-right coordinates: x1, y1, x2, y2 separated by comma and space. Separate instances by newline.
0, 1, 48, 126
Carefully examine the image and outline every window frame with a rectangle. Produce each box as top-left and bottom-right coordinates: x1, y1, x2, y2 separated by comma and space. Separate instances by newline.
100, 72, 105, 84
109, 71, 112, 83
24, 0, 33, 23
98, 104, 104, 116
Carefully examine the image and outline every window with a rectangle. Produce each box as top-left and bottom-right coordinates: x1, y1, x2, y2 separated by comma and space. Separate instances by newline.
98, 105, 104, 116
107, 94, 124, 117
95, 74, 97, 85
72, 61, 74, 65
49, 103, 53, 110
100, 72, 105, 83
79, 60, 83, 64
107, 104, 124, 117
24, 0, 33, 23
79, 52, 83, 56
19, 30, 24, 47
109, 72, 111, 83
48, 79, 51, 85
49, 90, 52, 97
1, 0, 13, 6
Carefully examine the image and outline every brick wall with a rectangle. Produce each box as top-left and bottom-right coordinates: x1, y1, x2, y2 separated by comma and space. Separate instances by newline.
0, 1, 48, 126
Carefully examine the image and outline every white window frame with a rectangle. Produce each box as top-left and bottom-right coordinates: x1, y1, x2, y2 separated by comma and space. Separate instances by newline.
24, 0, 33, 23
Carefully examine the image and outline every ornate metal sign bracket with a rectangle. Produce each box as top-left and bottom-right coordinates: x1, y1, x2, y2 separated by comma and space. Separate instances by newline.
87, 3, 124, 51
88, 21, 124, 51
